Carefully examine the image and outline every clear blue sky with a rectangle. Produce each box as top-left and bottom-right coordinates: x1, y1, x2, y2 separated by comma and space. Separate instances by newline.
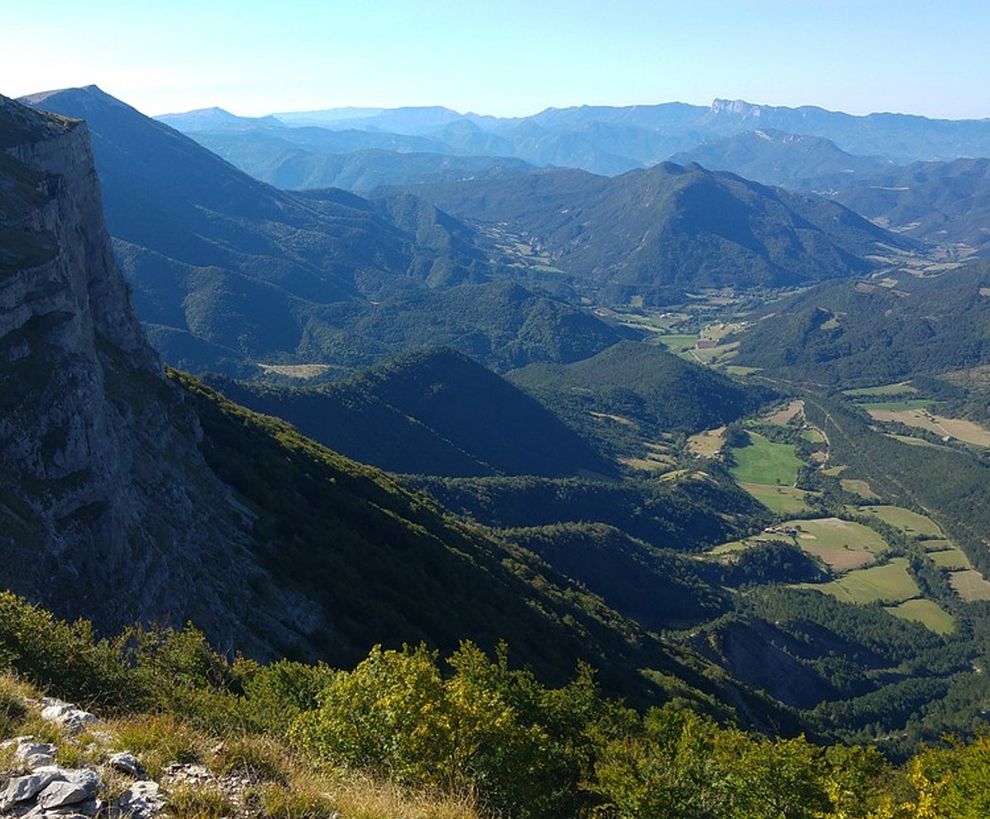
5, 0, 989, 119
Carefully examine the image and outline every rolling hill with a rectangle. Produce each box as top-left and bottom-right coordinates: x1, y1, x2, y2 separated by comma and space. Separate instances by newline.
509, 341, 774, 449
191, 138, 534, 192
733, 262, 990, 386
206, 348, 613, 477
2, 91, 779, 711
387, 162, 915, 301
833, 157, 990, 253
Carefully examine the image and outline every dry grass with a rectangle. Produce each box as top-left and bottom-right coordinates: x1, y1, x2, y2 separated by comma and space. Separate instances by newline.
867, 409, 990, 447
0, 671, 480, 819
840, 479, 879, 500
687, 427, 725, 457
256, 363, 332, 379
167, 783, 237, 819
0, 672, 34, 740
949, 570, 990, 602
211, 734, 291, 784
107, 714, 207, 778
765, 400, 804, 425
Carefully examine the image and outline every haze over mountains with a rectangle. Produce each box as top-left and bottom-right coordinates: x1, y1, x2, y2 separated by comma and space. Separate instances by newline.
9, 84, 919, 376
163, 98, 990, 173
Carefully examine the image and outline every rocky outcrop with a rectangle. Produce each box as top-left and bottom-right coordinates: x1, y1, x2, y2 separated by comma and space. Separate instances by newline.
0, 95, 322, 657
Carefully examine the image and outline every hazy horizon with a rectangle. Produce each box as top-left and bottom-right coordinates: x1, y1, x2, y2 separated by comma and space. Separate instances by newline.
4, 0, 989, 121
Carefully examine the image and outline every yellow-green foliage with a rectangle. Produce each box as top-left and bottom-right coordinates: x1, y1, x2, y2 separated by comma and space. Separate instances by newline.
292, 643, 608, 818
590, 706, 894, 817
10, 591, 990, 817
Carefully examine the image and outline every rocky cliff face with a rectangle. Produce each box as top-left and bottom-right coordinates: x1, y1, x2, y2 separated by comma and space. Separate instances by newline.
0, 95, 321, 656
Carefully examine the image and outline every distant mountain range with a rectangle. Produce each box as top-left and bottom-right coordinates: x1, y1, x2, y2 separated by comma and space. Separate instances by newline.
160, 98, 990, 181
18, 84, 916, 373
670, 129, 894, 191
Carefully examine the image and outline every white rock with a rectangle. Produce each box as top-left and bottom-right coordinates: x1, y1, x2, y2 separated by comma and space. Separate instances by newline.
117, 781, 163, 819
108, 751, 145, 778
61, 769, 100, 793
0, 769, 62, 809
13, 740, 58, 770
38, 700, 96, 735
38, 780, 89, 809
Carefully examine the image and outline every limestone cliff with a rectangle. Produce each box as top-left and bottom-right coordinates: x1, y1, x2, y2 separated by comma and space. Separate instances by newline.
0, 95, 321, 656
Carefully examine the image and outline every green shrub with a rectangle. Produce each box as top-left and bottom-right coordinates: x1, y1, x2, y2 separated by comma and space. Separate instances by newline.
0, 672, 30, 739
292, 642, 608, 818
0, 592, 143, 711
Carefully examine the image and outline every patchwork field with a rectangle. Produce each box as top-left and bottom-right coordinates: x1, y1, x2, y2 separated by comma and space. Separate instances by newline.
883, 433, 944, 449
785, 517, 889, 571
840, 478, 878, 500
860, 399, 936, 412
844, 382, 918, 397
765, 400, 804, 425
812, 558, 919, 605
885, 598, 955, 635
731, 432, 809, 514
656, 333, 700, 353
949, 570, 990, 602
867, 408, 990, 448
731, 432, 803, 486
724, 365, 762, 377
859, 506, 943, 538
738, 483, 810, 515
687, 426, 725, 458
929, 548, 971, 570
708, 531, 794, 556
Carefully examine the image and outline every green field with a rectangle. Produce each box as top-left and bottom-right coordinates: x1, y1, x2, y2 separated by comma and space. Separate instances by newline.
813, 558, 920, 604
884, 599, 955, 635
860, 399, 937, 412
785, 517, 888, 551
739, 484, 810, 515
708, 531, 793, 556
922, 538, 954, 552
859, 505, 943, 538
883, 433, 945, 449
801, 427, 827, 443
656, 333, 700, 353
929, 548, 971, 570
731, 432, 803, 486
822, 464, 847, 476
844, 382, 918, 397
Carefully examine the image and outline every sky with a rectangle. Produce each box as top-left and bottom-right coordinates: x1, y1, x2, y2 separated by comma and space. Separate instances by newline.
3, 0, 989, 120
